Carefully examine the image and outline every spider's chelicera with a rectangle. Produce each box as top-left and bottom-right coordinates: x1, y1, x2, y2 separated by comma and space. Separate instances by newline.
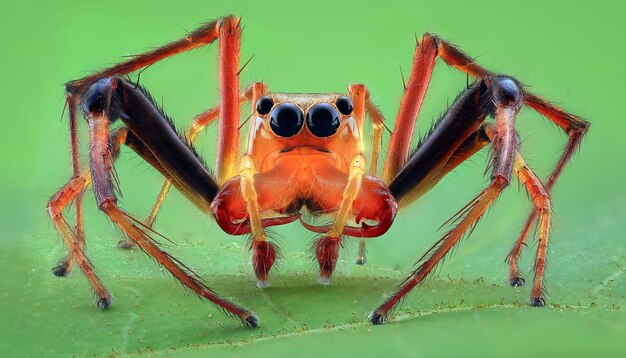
49, 15, 589, 328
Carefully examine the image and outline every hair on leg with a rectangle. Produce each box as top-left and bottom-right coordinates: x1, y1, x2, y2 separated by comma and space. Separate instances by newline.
371, 76, 523, 324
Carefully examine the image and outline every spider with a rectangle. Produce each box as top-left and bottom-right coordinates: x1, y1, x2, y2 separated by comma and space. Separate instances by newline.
48, 15, 589, 327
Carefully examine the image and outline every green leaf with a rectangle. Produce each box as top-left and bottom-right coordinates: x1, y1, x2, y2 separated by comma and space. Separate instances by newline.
1, 231, 623, 356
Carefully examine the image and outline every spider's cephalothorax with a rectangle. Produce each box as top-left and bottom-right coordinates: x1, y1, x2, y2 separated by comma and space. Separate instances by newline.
49, 15, 589, 327
211, 92, 397, 287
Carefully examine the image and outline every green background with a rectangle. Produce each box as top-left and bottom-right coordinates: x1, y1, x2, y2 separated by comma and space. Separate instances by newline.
1, 0, 624, 356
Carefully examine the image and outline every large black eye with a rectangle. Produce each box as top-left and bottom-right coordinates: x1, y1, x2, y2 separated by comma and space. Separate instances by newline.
306, 103, 341, 137
335, 96, 353, 115
256, 96, 274, 115
269, 103, 304, 137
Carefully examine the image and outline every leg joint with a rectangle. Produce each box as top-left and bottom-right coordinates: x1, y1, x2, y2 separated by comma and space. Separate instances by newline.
534, 193, 551, 212
491, 175, 510, 189
217, 15, 240, 34
47, 176, 87, 214
568, 120, 590, 136
80, 77, 117, 116
47, 201, 61, 218
489, 76, 523, 108
98, 198, 118, 214
422, 33, 441, 50
348, 83, 370, 99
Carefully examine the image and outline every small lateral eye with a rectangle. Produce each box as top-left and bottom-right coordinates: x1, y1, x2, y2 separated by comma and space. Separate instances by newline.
335, 96, 353, 115
256, 96, 274, 115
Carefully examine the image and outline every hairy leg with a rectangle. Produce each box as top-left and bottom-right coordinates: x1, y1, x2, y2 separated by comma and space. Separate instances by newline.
121, 82, 267, 249
383, 35, 438, 183
50, 127, 129, 277
388, 78, 495, 206
48, 126, 130, 307
65, 77, 257, 326
435, 125, 553, 302
48, 172, 110, 308
59, 16, 243, 253
511, 153, 552, 305
371, 76, 523, 324
428, 35, 589, 277
59, 94, 86, 274
380, 33, 587, 278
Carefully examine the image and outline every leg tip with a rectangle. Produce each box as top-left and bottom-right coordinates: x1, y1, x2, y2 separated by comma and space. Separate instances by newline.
118, 239, 134, 249
509, 276, 525, 287
530, 296, 546, 307
242, 313, 258, 328
96, 297, 112, 309
51, 264, 68, 277
368, 310, 388, 325
255, 279, 271, 289
354, 256, 367, 265
317, 275, 331, 286
252, 241, 277, 287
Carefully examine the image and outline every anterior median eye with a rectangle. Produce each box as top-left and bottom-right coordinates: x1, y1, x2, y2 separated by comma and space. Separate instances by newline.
269, 103, 304, 137
256, 96, 274, 115
306, 103, 341, 138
